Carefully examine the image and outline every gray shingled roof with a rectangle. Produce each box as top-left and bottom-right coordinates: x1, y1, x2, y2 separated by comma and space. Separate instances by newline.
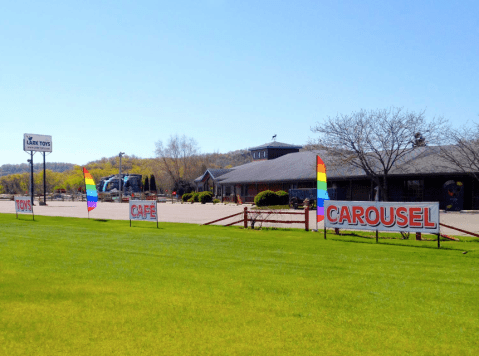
248, 141, 303, 151
194, 168, 233, 183
218, 151, 323, 184
215, 146, 474, 185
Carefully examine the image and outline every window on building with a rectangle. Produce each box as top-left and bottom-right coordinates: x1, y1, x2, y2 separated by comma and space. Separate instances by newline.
406, 180, 424, 201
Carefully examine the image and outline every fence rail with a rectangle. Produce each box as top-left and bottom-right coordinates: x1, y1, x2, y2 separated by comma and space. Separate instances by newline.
203, 207, 310, 231
439, 222, 479, 238
203, 211, 244, 226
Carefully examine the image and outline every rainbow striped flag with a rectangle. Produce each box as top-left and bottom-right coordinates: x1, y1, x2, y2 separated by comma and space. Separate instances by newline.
317, 155, 329, 223
83, 167, 98, 212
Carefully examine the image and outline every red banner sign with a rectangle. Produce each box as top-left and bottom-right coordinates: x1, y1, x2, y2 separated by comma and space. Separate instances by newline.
129, 200, 158, 222
14, 196, 33, 214
324, 201, 440, 233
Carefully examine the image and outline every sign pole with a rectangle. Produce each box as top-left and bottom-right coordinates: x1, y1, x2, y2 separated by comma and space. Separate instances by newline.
30, 151, 34, 205
316, 155, 318, 232
42, 152, 47, 205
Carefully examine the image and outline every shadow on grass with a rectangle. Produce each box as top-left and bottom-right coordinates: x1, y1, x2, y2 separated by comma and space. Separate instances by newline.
129, 225, 164, 230
326, 232, 476, 252
17, 216, 37, 222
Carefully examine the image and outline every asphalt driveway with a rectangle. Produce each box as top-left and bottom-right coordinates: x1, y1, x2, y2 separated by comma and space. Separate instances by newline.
1, 200, 478, 236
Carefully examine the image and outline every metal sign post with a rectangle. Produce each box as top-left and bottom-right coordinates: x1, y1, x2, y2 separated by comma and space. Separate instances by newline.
41, 152, 47, 205
23, 134, 52, 206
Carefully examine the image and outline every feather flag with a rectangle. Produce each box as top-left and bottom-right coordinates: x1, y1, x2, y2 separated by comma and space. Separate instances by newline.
83, 167, 98, 212
317, 155, 329, 223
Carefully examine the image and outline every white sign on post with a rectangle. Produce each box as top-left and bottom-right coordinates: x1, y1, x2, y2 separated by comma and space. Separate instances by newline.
129, 200, 158, 226
324, 201, 440, 234
14, 196, 34, 218
24, 133, 52, 152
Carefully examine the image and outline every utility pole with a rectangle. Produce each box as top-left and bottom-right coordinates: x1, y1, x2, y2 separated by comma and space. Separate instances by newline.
119, 152, 125, 203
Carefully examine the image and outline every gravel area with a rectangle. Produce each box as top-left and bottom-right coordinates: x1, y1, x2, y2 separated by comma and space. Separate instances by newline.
1, 200, 478, 236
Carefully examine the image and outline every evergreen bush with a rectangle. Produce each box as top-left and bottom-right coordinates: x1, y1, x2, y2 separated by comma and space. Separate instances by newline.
149, 175, 157, 192
144, 177, 150, 192
254, 190, 278, 207
182, 193, 193, 202
199, 191, 213, 204
275, 190, 289, 205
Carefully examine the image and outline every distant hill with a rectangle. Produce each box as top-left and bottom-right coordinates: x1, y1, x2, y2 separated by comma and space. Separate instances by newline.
203, 149, 253, 168
0, 150, 254, 194
0, 162, 75, 177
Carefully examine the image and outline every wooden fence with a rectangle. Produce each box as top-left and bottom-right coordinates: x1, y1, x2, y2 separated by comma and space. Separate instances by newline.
203, 207, 310, 231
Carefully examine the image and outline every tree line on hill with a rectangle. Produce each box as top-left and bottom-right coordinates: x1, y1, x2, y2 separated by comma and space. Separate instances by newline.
0, 162, 75, 177
0, 145, 252, 195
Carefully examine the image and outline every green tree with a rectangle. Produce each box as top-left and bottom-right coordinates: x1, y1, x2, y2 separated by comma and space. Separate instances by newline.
144, 177, 150, 192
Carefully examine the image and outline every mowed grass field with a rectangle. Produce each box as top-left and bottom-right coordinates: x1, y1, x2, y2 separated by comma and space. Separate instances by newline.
1, 214, 478, 355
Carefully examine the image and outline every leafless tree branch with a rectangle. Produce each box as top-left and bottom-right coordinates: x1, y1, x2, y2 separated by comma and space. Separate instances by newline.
310, 107, 447, 200
155, 135, 201, 190
437, 121, 479, 182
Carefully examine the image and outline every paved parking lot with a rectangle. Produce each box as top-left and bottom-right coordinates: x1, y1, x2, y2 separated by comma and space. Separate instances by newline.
1, 200, 478, 236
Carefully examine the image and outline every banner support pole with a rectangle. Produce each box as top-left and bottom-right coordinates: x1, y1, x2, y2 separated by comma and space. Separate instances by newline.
83, 168, 88, 218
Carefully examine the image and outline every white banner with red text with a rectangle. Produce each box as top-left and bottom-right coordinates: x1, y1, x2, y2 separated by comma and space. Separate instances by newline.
129, 200, 158, 222
324, 201, 440, 233
14, 196, 34, 215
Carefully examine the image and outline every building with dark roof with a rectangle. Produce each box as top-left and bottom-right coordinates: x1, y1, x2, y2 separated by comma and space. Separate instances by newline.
248, 141, 303, 161
194, 168, 233, 198
195, 142, 479, 210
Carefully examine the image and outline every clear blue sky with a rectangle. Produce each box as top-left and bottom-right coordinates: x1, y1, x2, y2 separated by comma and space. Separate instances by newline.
1, 0, 478, 166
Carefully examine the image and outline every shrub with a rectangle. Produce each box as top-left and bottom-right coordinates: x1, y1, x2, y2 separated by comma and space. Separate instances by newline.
275, 190, 289, 205
213, 199, 220, 204
199, 191, 213, 204
193, 192, 200, 202
187, 197, 194, 203
254, 190, 278, 207
182, 193, 193, 202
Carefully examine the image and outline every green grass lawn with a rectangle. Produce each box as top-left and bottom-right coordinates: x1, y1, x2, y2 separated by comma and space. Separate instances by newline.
1, 214, 478, 355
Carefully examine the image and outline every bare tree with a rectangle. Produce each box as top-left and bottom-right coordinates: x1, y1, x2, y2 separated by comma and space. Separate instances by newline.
311, 107, 446, 201
155, 135, 201, 191
249, 210, 274, 229
438, 121, 479, 182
